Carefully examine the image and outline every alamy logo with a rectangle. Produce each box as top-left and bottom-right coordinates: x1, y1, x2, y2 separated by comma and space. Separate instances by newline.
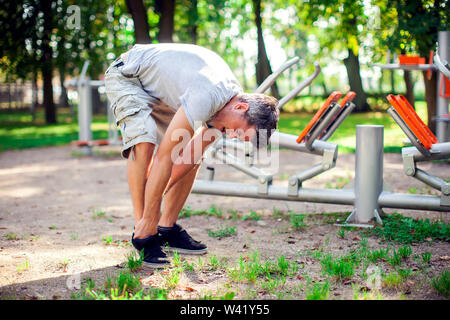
66, 5, 81, 30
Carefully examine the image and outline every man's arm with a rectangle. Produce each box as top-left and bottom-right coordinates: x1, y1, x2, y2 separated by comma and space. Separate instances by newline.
139, 107, 194, 226
164, 124, 221, 195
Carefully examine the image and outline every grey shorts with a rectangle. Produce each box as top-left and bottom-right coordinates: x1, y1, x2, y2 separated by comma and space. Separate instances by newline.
104, 58, 176, 158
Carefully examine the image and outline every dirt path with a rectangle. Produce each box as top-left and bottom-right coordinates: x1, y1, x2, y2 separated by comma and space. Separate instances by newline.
0, 145, 448, 300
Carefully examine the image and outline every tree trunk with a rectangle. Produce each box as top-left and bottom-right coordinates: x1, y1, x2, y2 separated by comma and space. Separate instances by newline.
343, 48, 369, 112
156, 0, 175, 43
403, 70, 415, 109
41, 0, 56, 124
390, 71, 395, 93
125, 0, 152, 44
31, 70, 39, 121
187, 0, 198, 44
59, 66, 69, 108
422, 71, 438, 134
252, 0, 280, 101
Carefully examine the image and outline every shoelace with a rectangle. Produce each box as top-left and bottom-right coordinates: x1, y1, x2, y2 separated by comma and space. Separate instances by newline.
178, 229, 202, 245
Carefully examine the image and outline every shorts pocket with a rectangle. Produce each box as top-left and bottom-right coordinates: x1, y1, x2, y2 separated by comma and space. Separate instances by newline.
114, 104, 141, 124
118, 109, 148, 145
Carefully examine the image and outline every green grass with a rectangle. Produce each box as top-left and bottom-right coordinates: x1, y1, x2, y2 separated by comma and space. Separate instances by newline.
0, 100, 428, 153
289, 212, 307, 230
320, 254, 355, 280
305, 280, 330, 300
126, 250, 144, 272
73, 272, 168, 300
4, 232, 19, 240
206, 224, 237, 238
432, 270, 450, 297
369, 213, 450, 244
0, 108, 111, 153
241, 210, 261, 221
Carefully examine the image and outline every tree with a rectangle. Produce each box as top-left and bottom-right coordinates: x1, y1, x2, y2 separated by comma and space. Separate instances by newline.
156, 0, 175, 42
252, 0, 280, 100
125, 0, 152, 43
383, 0, 449, 132
298, 0, 371, 112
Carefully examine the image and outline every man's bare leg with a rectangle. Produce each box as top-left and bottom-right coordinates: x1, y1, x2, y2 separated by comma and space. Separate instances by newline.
159, 164, 200, 227
126, 142, 155, 226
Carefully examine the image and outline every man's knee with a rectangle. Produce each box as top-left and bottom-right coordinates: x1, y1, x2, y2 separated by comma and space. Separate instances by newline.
128, 142, 155, 160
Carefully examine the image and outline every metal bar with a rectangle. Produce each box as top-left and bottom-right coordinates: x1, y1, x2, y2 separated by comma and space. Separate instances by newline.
213, 150, 269, 180
320, 102, 356, 141
414, 168, 446, 191
372, 63, 437, 71
277, 61, 321, 109
192, 180, 355, 205
379, 192, 449, 212
436, 31, 449, 142
290, 163, 326, 184
402, 142, 450, 162
305, 104, 341, 150
275, 132, 336, 156
192, 180, 449, 213
255, 57, 300, 94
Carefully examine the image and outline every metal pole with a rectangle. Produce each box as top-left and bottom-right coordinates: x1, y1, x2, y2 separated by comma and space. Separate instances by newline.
345, 125, 384, 225
437, 31, 449, 142
77, 77, 92, 155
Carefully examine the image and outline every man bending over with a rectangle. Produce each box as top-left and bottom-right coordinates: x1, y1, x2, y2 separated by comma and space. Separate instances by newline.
105, 43, 279, 268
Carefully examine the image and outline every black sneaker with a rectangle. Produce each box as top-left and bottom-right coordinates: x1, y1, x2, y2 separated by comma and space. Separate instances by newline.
131, 233, 170, 268
158, 224, 207, 255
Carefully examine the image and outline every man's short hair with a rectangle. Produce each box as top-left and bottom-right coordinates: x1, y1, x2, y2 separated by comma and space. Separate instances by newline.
237, 93, 279, 148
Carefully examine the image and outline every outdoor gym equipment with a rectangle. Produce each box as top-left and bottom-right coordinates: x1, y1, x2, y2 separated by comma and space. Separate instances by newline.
374, 31, 449, 143
191, 53, 449, 227
65, 61, 121, 155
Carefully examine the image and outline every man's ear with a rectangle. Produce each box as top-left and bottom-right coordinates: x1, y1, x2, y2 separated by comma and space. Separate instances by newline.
234, 102, 249, 113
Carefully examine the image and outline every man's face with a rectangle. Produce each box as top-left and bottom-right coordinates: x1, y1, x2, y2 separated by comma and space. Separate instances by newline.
223, 117, 256, 142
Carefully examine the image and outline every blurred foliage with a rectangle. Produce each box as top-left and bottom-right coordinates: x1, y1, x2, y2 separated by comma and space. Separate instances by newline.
0, 0, 448, 109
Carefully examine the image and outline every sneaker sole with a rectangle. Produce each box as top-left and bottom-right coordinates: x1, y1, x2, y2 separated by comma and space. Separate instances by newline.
142, 261, 170, 269
164, 247, 208, 255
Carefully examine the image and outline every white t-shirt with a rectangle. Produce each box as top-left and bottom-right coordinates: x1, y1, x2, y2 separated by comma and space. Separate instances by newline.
118, 43, 243, 130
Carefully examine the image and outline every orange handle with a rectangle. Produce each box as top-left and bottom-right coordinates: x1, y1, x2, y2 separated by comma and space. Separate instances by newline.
387, 94, 433, 149
396, 95, 438, 144
296, 91, 342, 144
339, 91, 356, 107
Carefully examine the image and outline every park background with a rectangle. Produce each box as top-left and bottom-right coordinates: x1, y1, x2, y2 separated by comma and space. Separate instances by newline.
0, 0, 448, 153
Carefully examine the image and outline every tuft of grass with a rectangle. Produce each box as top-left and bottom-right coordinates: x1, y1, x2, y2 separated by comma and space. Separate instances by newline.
115, 270, 141, 294
242, 210, 261, 221
126, 250, 144, 272
91, 209, 107, 220
387, 249, 403, 267
16, 261, 30, 273
367, 248, 390, 263
398, 245, 412, 259
369, 213, 450, 244
432, 270, 450, 297
421, 251, 432, 264
289, 212, 307, 230
4, 232, 19, 240
207, 225, 237, 238
305, 280, 330, 300
382, 272, 403, 288
320, 254, 355, 280
337, 228, 346, 239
